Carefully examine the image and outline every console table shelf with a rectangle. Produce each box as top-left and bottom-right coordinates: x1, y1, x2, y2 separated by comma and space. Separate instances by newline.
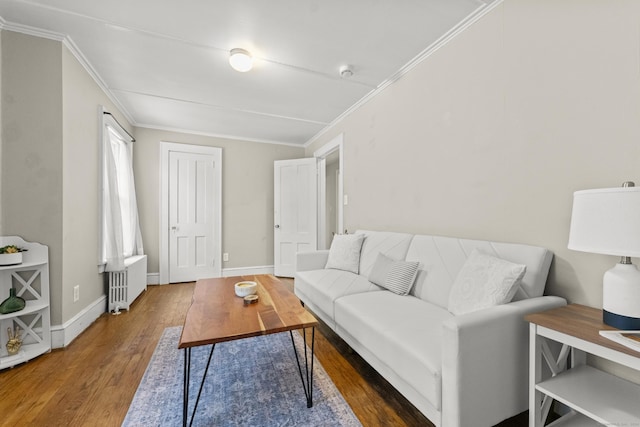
0, 237, 50, 370
0, 261, 47, 271
537, 365, 640, 425
527, 304, 640, 427
545, 412, 593, 427
0, 300, 48, 320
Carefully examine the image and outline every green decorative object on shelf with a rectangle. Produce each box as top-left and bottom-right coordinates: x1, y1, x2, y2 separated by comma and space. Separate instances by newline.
0, 288, 26, 314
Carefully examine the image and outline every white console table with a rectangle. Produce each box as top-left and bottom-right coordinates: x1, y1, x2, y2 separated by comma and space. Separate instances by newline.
0, 237, 50, 369
526, 304, 640, 426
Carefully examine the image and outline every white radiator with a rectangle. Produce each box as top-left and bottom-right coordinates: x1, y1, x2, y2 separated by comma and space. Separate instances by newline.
108, 255, 147, 312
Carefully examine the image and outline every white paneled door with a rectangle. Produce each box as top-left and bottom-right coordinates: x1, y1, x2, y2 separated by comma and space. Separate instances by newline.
164, 144, 221, 283
274, 158, 318, 277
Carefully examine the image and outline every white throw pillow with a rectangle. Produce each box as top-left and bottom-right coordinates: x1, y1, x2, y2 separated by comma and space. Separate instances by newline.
369, 253, 420, 295
448, 249, 526, 315
325, 234, 365, 274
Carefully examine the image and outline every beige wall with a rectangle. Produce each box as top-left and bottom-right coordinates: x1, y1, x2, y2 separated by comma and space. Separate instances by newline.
61, 45, 133, 323
1, 31, 64, 322
1, 31, 134, 325
306, 0, 640, 309
134, 128, 304, 276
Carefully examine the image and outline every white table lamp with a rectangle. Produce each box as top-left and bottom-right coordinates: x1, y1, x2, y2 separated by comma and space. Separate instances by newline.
568, 182, 640, 329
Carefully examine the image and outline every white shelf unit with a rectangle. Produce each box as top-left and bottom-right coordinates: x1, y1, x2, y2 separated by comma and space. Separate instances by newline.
0, 237, 50, 370
527, 305, 640, 427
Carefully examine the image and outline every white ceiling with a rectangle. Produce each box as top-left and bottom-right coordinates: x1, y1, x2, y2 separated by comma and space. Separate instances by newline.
0, 0, 492, 146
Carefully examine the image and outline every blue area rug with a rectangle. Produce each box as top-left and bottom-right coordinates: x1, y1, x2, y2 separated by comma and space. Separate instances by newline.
123, 326, 362, 426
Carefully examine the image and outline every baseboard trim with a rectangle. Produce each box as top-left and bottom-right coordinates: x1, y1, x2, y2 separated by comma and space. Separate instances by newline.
51, 266, 277, 347
222, 265, 274, 277
146, 266, 275, 286
51, 295, 106, 349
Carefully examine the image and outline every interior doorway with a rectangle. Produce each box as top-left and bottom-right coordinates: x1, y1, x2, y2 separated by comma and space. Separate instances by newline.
273, 158, 318, 277
315, 134, 344, 250
159, 142, 222, 284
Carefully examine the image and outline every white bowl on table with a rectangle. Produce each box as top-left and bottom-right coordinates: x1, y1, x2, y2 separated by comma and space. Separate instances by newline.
234, 281, 257, 297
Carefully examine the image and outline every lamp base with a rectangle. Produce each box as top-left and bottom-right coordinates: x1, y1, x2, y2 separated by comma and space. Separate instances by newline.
603, 263, 640, 329
603, 310, 640, 329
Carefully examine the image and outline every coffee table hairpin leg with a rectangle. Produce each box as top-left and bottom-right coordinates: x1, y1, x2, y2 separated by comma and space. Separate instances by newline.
290, 327, 315, 408
183, 344, 216, 427
183, 328, 314, 426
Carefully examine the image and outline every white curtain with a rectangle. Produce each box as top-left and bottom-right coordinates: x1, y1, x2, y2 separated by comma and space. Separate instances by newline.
102, 120, 144, 272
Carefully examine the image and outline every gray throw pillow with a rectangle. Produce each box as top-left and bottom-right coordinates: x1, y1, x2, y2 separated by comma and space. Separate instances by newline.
369, 252, 420, 295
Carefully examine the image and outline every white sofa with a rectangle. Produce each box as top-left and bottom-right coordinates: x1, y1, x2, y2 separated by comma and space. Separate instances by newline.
294, 230, 566, 427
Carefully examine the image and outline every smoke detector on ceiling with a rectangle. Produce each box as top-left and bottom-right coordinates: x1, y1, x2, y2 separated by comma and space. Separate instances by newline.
339, 65, 354, 78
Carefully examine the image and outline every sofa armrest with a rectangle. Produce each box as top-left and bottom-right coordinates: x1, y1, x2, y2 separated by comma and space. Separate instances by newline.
296, 250, 329, 272
441, 296, 566, 427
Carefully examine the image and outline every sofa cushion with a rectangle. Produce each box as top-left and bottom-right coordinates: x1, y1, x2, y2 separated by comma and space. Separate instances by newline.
447, 249, 526, 315
369, 253, 420, 295
294, 268, 382, 327
335, 292, 453, 411
325, 233, 366, 274
355, 230, 414, 278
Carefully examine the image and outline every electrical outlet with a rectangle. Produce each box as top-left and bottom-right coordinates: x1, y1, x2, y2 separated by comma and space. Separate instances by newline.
73, 285, 79, 302
223, 253, 229, 262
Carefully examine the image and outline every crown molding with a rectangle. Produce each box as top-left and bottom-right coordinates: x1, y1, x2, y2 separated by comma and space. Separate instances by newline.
1, 19, 65, 41
1, 19, 137, 127
304, 0, 503, 148
135, 123, 306, 148
61, 37, 136, 125
2, 0, 503, 149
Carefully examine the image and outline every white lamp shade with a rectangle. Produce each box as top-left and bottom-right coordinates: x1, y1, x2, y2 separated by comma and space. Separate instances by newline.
568, 186, 640, 257
229, 48, 253, 72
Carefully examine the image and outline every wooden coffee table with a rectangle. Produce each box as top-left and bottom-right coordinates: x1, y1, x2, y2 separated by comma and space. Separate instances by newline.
178, 274, 318, 427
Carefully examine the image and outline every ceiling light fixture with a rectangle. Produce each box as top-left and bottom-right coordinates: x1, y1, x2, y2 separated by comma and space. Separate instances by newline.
229, 48, 253, 72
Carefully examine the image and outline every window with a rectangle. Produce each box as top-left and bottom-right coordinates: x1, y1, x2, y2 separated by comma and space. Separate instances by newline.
100, 111, 143, 272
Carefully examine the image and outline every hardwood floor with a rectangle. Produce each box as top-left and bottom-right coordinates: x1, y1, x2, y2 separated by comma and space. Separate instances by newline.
0, 279, 528, 427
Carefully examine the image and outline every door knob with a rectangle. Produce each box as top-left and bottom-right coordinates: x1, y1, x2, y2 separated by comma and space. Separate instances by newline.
274, 225, 280, 229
